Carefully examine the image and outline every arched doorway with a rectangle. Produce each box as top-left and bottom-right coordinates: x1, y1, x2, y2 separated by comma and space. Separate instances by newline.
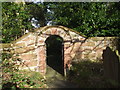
45, 35, 64, 76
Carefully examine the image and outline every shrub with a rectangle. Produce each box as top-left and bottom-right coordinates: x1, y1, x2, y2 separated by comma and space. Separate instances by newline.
1, 53, 47, 89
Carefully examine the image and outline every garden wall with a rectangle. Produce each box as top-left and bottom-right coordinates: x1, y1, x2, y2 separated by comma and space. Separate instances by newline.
0, 26, 119, 75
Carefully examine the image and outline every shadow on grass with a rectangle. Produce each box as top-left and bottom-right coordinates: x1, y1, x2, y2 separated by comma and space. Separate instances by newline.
2, 82, 20, 90
66, 60, 119, 88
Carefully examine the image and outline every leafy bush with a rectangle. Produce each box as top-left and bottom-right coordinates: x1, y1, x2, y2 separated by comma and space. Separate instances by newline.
2, 53, 47, 89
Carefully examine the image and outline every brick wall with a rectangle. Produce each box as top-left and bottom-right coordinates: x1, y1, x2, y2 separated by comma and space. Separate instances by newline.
1, 25, 118, 75
79, 37, 115, 61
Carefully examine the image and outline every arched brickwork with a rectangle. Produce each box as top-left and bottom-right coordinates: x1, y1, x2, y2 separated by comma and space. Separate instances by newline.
34, 26, 85, 75
1, 25, 117, 76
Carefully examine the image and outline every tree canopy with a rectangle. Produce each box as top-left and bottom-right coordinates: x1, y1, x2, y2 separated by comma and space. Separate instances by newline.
2, 2, 33, 43
2, 2, 120, 43
47, 2, 120, 37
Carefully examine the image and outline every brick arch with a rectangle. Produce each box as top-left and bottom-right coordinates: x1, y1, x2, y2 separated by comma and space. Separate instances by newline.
35, 26, 85, 75
1, 26, 117, 76
1, 25, 114, 76
2, 26, 86, 76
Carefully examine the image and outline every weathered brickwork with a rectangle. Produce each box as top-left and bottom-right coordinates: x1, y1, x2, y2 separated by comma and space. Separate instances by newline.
1, 26, 117, 75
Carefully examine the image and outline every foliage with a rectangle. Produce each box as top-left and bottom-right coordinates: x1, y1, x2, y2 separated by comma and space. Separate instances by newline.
2, 53, 47, 89
2, 2, 120, 43
26, 2, 45, 27
67, 60, 119, 88
2, 2, 48, 43
2, 2, 33, 43
110, 37, 120, 54
45, 2, 120, 37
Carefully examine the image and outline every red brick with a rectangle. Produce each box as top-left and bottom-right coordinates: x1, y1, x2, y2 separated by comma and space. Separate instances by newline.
51, 28, 58, 35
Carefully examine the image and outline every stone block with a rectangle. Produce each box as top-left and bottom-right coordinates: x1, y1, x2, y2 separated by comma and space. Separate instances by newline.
40, 61, 46, 67
72, 43, 81, 52
25, 46, 35, 52
69, 31, 77, 37
15, 42, 26, 47
40, 65, 46, 70
14, 46, 35, 53
95, 48, 103, 54
95, 41, 106, 47
43, 29, 51, 34
64, 46, 73, 54
64, 42, 71, 49
83, 54, 89, 59
38, 39, 44, 43
78, 36, 86, 40
57, 29, 65, 35
23, 34, 35, 41
74, 42, 81, 47
83, 49, 92, 54
51, 28, 58, 35
19, 53, 37, 60
96, 53, 102, 60
64, 54, 71, 62
82, 42, 95, 47
88, 53, 96, 60
14, 48, 27, 53
22, 37, 31, 42
25, 41, 35, 46
70, 52, 76, 58
90, 37, 105, 41
83, 46, 93, 51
